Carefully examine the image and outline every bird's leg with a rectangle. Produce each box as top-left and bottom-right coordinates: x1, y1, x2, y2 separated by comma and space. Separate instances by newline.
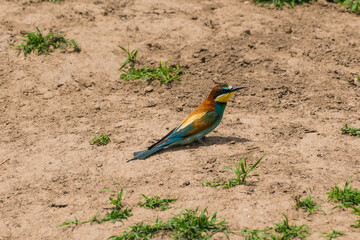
197, 136, 208, 145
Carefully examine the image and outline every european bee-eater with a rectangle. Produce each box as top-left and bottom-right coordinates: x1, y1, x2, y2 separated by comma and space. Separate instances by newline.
128, 84, 247, 161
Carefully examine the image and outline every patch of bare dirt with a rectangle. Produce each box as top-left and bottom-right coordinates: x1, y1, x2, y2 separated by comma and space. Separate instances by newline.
0, 0, 359, 239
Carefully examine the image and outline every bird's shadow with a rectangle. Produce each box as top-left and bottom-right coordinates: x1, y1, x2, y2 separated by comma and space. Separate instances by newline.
133, 136, 250, 160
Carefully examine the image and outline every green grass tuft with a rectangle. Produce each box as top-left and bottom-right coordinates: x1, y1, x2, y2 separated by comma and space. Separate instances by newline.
109, 219, 171, 240
274, 214, 310, 239
328, 180, 360, 210
321, 229, 345, 240
109, 208, 229, 240
254, 0, 313, 7
138, 194, 177, 211
328, 178, 360, 227
240, 214, 310, 239
90, 134, 111, 146
15, 27, 80, 56
119, 45, 184, 84
202, 156, 264, 188
295, 191, 325, 215
58, 188, 132, 227
341, 124, 360, 138
351, 219, 360, 228
327, 0, 360, 14
119, 45, 138, 70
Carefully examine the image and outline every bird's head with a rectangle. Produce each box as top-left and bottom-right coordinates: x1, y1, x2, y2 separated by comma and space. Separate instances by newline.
212, 84, 247, 103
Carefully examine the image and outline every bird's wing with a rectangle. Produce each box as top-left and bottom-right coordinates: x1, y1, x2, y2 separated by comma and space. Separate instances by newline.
174, 110, 220, 137
147, 111, 219, 150
177, 111, 208, 131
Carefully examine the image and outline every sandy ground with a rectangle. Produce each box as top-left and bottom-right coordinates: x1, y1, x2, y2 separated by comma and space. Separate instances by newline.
1, 0, 360, 239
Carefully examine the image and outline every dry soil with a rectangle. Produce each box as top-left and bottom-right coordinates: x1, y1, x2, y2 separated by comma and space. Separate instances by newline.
0, 0, 360, 239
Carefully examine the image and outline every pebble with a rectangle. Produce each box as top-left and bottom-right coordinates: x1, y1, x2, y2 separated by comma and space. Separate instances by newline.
144, 86, 153, 93
145, 101, 157, 107
182, 181, 190, 187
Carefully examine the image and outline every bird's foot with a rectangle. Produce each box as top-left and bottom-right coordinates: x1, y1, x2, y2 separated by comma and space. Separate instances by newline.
197, 137, 208, 145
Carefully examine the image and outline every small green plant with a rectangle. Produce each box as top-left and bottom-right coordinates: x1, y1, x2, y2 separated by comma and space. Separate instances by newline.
321, 229, 345, 240
119, 45, 138, 70
90, 134, 110, 146
295, 191, 324, 215
202, 156, 264, 188
274, 214, 310, 239
328, 179, 360, 210
109, 218, 171, 240
351, 219, 360, 228
240, 214, 310, 239
328, 178, 360, 228
15, 27, 80, 56
341, 124, 360, 137
70, 39, 81, 52
253, 0, 313, 7
58, 188, 132, 227
169, 208, 229, 239
109, 208, 229, 240
119, 45, 184, 84
327, 0, 360, 14
138, 194, 177, 211
202, 180, 222, 187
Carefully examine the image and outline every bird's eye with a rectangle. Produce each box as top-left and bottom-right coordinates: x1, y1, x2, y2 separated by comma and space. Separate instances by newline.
214, 88, 228, 98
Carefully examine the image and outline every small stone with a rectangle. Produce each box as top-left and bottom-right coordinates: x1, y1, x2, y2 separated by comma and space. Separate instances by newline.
144, 86, 153, 93
230, 140, 236, 144
286, 27, 293, 34
182, 181, 190, 187
96, 163, 103, 167
114, 122, 124, 128
192, 53, 199, 58
145, 101, 157, 107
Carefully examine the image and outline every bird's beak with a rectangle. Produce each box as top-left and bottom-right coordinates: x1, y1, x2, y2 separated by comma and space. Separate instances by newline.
230, 86, 247, 92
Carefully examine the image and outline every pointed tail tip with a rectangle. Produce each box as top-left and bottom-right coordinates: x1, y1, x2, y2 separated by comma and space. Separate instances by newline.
127, 155, 139, 162
127, 150, 143, 162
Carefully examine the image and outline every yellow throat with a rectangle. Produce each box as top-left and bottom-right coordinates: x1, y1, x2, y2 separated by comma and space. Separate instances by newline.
215, 92, 234, 103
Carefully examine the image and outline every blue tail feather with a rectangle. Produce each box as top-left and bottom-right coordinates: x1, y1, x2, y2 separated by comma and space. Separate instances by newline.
128, 146, 164, 161
128, 138, 181, 161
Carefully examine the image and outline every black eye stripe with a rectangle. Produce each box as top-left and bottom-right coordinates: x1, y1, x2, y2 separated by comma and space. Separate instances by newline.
214, 88, 229, 98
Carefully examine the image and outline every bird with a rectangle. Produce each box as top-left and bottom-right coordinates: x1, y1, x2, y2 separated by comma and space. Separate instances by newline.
128, 84, 247, 161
